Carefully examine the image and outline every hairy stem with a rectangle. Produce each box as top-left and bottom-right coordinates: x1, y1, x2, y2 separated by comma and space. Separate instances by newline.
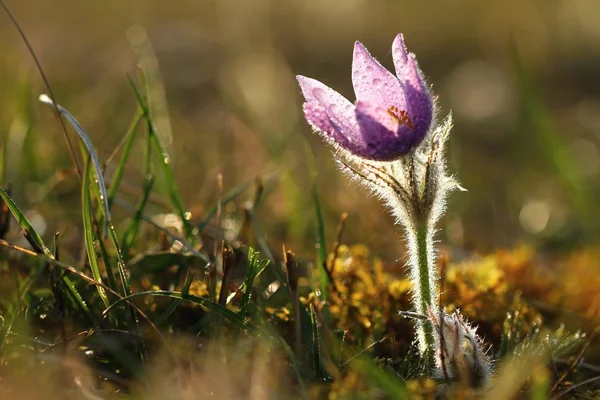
408, 220, 438, 366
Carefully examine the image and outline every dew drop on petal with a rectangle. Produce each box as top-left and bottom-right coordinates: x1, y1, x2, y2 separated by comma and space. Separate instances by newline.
328, 104, 338, 114
372, 78, 382, 88
312, 88, 325, 100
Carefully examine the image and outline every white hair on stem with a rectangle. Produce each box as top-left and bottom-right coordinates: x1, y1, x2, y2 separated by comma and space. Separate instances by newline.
335, 114, 466, 362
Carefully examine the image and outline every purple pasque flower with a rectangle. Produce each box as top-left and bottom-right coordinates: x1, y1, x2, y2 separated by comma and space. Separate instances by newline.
297, 34, 434, 161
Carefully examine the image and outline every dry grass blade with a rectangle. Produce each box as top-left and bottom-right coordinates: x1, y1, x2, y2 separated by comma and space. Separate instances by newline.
0, 0, 82, 179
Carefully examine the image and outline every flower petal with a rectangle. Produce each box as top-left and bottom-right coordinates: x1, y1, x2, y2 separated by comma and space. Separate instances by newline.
354, 101, 415, 160
352, 42, 406, 110
302, 101, 348, 147
297, 75, 363, 147
392, 34, 433, 140
297, 75, 356, 126
392, 34, 420, 88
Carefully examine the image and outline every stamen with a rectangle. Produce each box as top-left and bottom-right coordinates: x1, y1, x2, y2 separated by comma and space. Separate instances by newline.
387, 106, 415, 130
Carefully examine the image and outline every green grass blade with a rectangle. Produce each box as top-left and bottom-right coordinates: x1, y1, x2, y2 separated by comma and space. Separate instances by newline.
309, 303, 325, 379
153, 271, 194, 327
0, 185, 52, 258
141, 70, 153, 178
82, 162, 111, 312
38, 94, 111, 236
238, 248, 270, 318
97, 232, 119, 293
107, 223, 135, 322
96, 228, 128, 328
62, 275, 95, 325
121, 174, 155, 261
97, 290, 278, 344
304, 142, 329, 302
0, 186, 95, 323
107, 111, 143, 209
126, 75, 193, 239
113, 196, 210, 264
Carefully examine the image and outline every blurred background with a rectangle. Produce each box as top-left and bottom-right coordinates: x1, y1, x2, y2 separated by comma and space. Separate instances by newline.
1, 0, 600, 263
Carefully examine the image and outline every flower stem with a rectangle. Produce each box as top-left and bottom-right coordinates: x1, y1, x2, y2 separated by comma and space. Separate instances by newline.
410, 220, 437, 366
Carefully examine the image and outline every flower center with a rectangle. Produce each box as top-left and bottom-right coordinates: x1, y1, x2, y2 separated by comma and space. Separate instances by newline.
387, 106, 414, 130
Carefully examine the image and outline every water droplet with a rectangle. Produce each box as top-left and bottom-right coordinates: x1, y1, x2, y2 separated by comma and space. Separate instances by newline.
312, 88, 325, 99
163, 157, 171, 164
183, 211, 192, 220
372, 78, 382, 88
328, 104, 338, 114
366, 65, 373, 72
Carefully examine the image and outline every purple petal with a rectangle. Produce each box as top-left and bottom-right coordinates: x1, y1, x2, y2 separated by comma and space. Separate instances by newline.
302, 101, 349, 148
296, 76, 356, 126
297, 75, 363, 147
352, 42, 406, 110
391, 34, 410, 75
391, 34, 433, 142
353, 101, 415, 160
297, 34, 434, 161
392, 34, 421, 88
